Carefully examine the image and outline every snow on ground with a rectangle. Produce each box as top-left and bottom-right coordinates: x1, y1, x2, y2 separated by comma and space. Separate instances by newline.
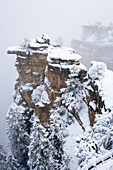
50, 105, 84, 169
64, 119, 83, 170
99, 69, 113, 110
79, 102, 90, 128
92, 158, 113, 170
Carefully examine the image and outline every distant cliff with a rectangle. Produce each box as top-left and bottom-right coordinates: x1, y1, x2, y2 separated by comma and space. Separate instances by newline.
71, 22, 113, 70
6, 34, 113, 169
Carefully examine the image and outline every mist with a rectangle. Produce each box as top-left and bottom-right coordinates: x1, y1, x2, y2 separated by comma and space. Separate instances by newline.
0, 0, 113, 150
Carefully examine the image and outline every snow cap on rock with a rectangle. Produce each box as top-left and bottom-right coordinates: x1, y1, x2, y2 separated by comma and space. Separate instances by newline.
88, 61, 107, 80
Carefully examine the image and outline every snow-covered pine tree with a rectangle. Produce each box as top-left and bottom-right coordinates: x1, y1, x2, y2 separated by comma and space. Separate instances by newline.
0, 145, 7, 170
75, 111, 113, 168
6, 154, 19, 170
75, 127, 98, 168
61, 64, 86, 113
28, 113, 69, 170
28, 115, 50, 170
93, 111, 113, 152
48, 115, 69, 170
0, 145, 20, 170
6, 102, 30, 170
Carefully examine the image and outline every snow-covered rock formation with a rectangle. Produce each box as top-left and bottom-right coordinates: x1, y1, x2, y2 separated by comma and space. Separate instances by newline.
6, 34, 113, 169
75, 61, 113, 169
71, 22, 113, 70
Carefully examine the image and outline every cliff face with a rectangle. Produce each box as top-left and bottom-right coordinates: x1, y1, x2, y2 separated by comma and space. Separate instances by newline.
7, 34, 105, 127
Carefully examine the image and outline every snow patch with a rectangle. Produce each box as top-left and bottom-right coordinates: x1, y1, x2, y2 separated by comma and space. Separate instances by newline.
30, 42, 48, 49
32, 72, 39, 76
48, 47, 81, 63
25, 69, 31, 74
13, 90, 22, 104
79, 102, 90, 128
20, 83, 34, 92
89, 101, 96, 111
88, 61, 107, 80
32, 85, 50, 107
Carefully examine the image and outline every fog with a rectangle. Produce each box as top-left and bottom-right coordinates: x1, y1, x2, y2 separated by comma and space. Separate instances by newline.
0, 0, 113, 150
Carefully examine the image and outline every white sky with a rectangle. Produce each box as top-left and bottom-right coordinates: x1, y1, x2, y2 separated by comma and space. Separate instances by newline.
1, 0, 113, 46
0, 0, 113, 150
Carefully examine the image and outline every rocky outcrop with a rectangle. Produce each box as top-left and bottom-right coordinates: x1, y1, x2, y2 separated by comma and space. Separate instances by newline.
7, 34, 106, 128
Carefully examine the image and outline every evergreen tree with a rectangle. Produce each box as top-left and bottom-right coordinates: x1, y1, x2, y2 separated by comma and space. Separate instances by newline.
28, 115, 50, 170
0, 145, 7, 170
28, 114, 69, 170
61, 65, 86, 113
75, 127, 98, 167
6, 154, 19, 170
0, 146, 19, 170
48, 116, 69, 170
75, 111, 113, 168
6, 102, 30, 169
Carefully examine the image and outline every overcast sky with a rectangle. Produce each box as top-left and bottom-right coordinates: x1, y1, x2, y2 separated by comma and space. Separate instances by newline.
0, 0, 113, 150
